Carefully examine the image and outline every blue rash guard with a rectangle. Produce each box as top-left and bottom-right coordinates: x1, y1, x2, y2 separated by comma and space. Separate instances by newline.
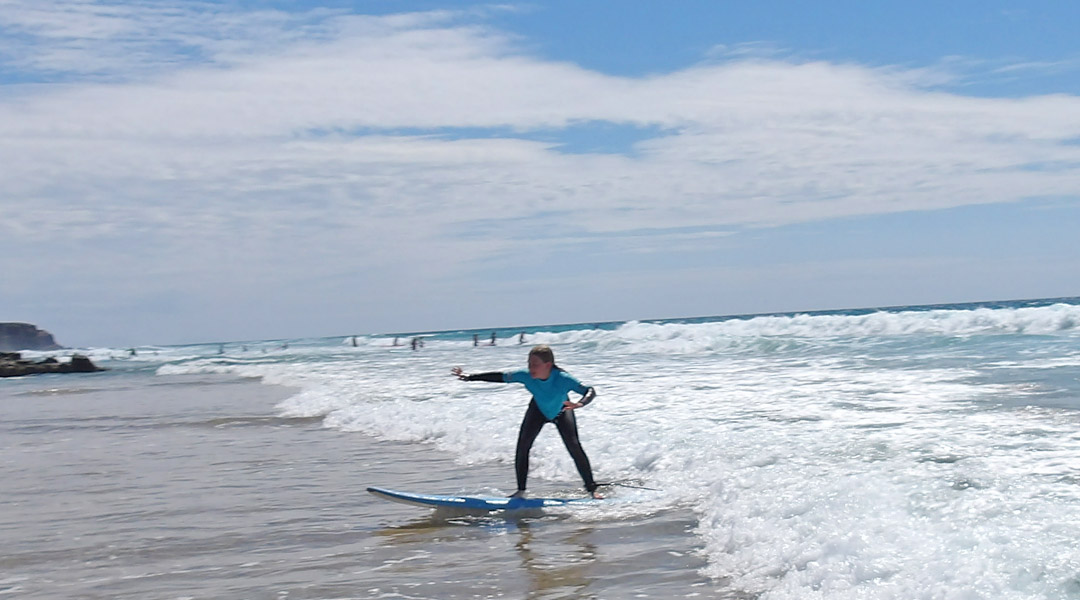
503, 369, 589, 420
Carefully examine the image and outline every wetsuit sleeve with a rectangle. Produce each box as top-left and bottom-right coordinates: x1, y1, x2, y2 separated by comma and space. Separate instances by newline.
579, 387, 596, 406
563, 372, 588, 395
464, 371, 506, 383
504, 371, 531, 384
561, 372, 594, 405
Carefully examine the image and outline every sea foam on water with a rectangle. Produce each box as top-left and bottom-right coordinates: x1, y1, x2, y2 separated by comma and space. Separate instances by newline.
143, 299, 1080, 598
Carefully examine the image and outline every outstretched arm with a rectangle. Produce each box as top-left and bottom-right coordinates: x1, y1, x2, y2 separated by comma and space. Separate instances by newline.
451, 367, 504, 382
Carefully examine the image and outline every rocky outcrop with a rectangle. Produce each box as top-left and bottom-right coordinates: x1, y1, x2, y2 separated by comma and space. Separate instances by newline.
0, 352, 105, 377
0, 323, 63, 351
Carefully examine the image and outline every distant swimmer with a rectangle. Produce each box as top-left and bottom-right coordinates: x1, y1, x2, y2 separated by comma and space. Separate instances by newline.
474, 334, 480, 347
490, 332, 497, 346
518, 332, 526, 344
352, 336, 358, 347
452, 345, 601, 499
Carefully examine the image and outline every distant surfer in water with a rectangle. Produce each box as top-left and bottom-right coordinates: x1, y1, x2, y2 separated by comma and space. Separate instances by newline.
452, 345, 601, 499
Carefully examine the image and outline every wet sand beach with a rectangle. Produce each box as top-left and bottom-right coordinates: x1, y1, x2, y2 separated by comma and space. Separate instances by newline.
1, 372, 718, 599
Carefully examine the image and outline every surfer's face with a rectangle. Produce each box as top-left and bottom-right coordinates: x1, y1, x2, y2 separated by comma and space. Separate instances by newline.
528, 355, 553, 380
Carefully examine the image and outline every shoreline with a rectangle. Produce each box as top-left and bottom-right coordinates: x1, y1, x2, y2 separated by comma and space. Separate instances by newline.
2, 370, 719, 598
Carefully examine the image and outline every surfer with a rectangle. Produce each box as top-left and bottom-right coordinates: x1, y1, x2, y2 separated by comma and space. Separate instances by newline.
452, 345, 602, 499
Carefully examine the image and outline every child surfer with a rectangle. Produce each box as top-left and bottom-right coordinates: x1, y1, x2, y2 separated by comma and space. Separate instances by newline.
452, 345, 602, 499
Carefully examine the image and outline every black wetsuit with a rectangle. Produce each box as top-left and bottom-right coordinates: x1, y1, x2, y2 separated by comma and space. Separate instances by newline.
465, 371, 598, 493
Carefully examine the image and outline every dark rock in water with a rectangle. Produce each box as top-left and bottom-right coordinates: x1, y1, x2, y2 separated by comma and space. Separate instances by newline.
0, 324, 104, 376
0, 323, 64, 351
0, 353, 105, 378
68, 355, 100, 373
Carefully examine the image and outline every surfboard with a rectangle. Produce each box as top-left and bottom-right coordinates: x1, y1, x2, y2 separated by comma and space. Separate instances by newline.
367, 486, 600, 511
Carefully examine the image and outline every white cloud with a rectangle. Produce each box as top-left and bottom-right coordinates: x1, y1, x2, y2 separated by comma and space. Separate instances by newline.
0, 0, 356, 77
1, 1, 1078, 343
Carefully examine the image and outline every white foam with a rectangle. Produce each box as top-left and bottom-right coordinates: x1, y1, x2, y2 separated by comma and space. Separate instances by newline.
128, 302, 1080, 598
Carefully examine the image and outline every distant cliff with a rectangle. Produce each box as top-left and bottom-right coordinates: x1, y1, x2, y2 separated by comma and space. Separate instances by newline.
0, 323, 64, 351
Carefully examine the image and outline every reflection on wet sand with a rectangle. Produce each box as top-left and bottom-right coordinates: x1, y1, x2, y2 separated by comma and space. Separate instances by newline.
514, 520, 597, 599
371, 513, 599, 597
367, 508, 714, 598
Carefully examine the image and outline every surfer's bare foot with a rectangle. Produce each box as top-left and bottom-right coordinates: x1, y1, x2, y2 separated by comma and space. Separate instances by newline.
590, 491, 604, 499
509, 490, 526, 499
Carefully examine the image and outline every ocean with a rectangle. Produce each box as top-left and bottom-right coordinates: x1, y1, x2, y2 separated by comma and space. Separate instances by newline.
2, 297, 1080, 599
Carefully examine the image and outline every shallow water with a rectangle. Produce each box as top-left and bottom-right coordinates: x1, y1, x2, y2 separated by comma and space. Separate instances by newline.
6, 297, 1080, 598
0, 373, 715, 599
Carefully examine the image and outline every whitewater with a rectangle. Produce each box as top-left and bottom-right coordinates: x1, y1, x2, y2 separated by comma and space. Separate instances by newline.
7, 297, 1080, 599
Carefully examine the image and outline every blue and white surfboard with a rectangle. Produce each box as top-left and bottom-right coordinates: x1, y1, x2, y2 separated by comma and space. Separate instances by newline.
367, 486, 600, 511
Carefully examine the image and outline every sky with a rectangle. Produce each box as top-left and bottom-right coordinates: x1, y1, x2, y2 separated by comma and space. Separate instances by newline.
1, 0, 1079, 347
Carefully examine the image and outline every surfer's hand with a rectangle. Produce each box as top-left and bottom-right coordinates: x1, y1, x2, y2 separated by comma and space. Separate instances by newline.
563, 400, 583, 411
451, 366, 466, 380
